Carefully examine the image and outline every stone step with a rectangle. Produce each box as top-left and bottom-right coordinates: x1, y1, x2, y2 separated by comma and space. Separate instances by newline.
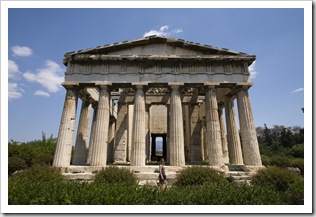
134, 172, 177, 180
227, 164, 245, 171
63, 173, 94, 180
61, 166, 256, 184
225, 171, 255, 176
62, 165, 184, 174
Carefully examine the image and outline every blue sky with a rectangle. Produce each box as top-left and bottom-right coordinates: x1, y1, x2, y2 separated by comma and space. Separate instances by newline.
5, 3, 308, 143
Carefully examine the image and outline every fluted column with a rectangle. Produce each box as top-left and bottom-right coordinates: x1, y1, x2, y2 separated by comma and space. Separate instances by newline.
86, 106, 97, 165
169, 84, 185, 166
90, 84, 111, 166
183, 104, 191, 162
53, 83, 78, 167
145, 104, 150, 163
237, 87, 262, 166
200, 118, 207, 161
130, 84, 146, 166
218, 107, 229, 164
72, 97, 92, 165
225, 97, 244, 164
166, 105, 170, 164
205, 85, 225, 168
107, 99, 116, 163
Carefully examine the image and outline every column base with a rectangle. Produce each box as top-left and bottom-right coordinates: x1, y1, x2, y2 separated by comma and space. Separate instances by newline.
240, 165, 266, 172
113, 161, 130, 165
208, 165, 229, 173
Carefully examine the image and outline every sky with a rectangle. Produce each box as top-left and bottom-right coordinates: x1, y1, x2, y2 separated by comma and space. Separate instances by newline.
4, 3, 308, 144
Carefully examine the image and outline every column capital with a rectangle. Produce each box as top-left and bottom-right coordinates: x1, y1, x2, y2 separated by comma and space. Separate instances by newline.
95, 82, 112, 89
132, 82, 148, 87
168, 82, 184, 87
132, 82, 148, 91
168, 83, 184, 92
236, 82, 253, 90
204, 82, 220, 88
62, 82, 79, 90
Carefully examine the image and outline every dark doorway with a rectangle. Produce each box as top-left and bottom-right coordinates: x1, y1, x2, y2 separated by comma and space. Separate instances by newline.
151, 134, 167, 161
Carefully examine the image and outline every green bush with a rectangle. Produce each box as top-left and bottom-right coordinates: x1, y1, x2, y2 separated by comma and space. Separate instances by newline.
8, 156, 27, 175
260, 155, 271, 166
9, 165, 64, 183
251, 167, 304, 204
93, 167, 137, 185
31, 152, 54, 166
290, 158, 304, 176
173, 166, 227, 186
290, 144, 304, 158
269, 155, 291, 168
8, 133, 57, 174
9, 171, 296, 205
283, 178, 304, 205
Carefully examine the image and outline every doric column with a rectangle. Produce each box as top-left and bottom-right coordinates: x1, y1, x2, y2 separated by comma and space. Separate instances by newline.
72, 97, 92, 165
130, 84, 146, 166
169, 83, 185, 166
114, 102, 128, 163
200, 118, 207, 161
86, 105, 97, 165
183, 104, 191, 162
145, 104, 150, 163
166, 105, 170, 164
127, 104, 134, 162
237, 87, 262, 166
218, 107, 229, 164
53, 83, 78, 167
225, 97, 244, 164
204, 85, 226, 169
90, 83, 111, 166
107, 99, 116, 163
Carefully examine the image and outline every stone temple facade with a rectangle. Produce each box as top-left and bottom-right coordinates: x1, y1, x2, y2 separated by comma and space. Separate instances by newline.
53, 36, 263, 172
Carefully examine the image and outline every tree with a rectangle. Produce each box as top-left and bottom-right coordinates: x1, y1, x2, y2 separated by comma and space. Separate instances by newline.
279, 128, 295, 148
263, 124, 273, 146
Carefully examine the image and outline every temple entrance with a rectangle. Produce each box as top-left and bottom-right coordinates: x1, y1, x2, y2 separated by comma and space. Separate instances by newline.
151, 133, 167, 161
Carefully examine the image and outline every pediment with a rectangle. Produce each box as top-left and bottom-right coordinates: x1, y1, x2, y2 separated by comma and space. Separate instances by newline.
64, 36, 255, 65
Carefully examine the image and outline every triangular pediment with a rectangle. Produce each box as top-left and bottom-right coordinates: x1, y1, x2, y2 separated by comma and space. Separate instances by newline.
64, 35, 254, 59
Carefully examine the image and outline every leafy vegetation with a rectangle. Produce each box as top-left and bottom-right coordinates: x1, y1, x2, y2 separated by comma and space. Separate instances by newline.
8, 132, 56, 175
7, 126, 304, 205
9, 165, 287, 205
258, 125, 304, 175
173, 166, 227, 186
251, 167, 304, 204
94, 167, 138, 186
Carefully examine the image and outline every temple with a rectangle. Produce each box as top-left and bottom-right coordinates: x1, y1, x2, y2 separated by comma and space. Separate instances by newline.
53, 36, 263, 172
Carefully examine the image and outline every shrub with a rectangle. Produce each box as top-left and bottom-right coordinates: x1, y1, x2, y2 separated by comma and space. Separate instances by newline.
260, 155, 271, 166
283, 178, 304, 205
290, 144, 304, 158
290, 158, 304, 176
251, 167, 304, 204
173, 166, 227, 186
93, 167, 137, 185
8, 156, 27, 175
269, 155, 291, 168
31, 152, 54, 166
9, 165, 64, 183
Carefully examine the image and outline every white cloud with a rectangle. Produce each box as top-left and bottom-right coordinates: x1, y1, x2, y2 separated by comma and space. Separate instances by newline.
12, 46, 33, 57
34, 90, 50, 97
249, 61, 258, 79
143, 25, 183, 37
23, 60, 64, 93
8, 60, 20, 79
8, 82, 23, 100
292, 88, 304, 93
